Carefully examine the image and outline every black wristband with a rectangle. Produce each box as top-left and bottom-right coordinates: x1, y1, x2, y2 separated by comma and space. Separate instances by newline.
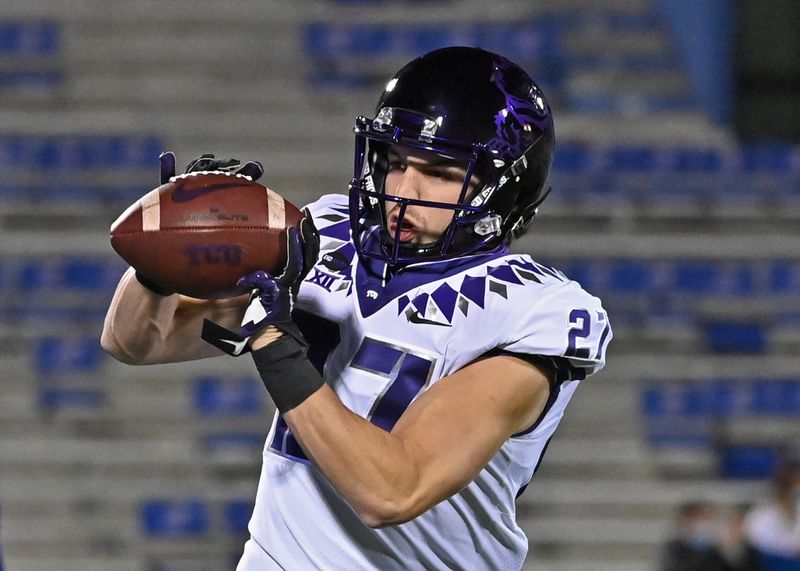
135, 271, 173, 296
251, 335, 325, 414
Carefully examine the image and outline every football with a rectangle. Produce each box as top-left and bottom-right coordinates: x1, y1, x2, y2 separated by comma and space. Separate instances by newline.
110, 171, 304, 299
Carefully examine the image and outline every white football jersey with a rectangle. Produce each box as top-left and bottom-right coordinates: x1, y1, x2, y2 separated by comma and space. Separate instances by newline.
238, 194, 612, 571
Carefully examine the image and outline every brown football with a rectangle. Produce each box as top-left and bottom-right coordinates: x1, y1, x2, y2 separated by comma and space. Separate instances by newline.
110, 171, 304, 299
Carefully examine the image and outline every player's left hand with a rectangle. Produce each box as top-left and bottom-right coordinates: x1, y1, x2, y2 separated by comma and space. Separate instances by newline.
239, 216, 319, 336
199, 214, 318, 357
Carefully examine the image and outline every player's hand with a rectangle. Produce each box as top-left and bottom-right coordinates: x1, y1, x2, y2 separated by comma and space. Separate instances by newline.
238, 216, 319, 336
158, 151, 264, 185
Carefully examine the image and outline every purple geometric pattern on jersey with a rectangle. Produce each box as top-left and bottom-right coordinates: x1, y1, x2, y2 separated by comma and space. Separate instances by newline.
318, 219, 351, 241
311, 207, 356, 295
485, 59, 549, 163
411, 293, 429, 315
488, 280, 508, 299
397, 294, 410, 314
399, 259, 562, 326
430, 282, 458, 323
459, 275, 486, 308
488, 264, 523, 285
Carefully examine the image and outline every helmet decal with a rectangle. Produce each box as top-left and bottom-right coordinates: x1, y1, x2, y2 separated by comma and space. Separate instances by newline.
486, 59, 549, 164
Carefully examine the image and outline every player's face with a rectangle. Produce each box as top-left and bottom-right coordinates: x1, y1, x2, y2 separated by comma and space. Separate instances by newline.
384, 146, 479, 244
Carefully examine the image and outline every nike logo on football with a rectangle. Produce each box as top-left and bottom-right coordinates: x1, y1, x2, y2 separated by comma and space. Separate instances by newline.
171, 181, 243, 203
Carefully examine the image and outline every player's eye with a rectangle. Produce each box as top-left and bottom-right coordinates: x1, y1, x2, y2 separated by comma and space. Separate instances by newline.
387, 159, 405, 172
428, 166, 462, 182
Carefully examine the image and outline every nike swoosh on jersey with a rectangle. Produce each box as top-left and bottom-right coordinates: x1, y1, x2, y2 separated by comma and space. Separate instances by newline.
407, 310, 451, 327
171, 181, 244, 203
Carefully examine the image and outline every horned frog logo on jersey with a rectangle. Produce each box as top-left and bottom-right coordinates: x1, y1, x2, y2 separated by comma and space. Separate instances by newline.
398, 258, 567, 327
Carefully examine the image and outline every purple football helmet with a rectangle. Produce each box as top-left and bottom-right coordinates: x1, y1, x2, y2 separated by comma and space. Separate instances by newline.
349, 46, 555, 265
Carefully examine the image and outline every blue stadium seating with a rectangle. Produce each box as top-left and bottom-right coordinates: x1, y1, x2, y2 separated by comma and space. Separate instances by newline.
303, 20, 561, 91
0, 21, 62, 90
550, 145, 800, 175
644, 378, 800, 419
720, 444, 781, 479
0, 258, 124, 327
141, 499, 209, 537
224, 500, 254, 534
0, 21, 59, 56
304, 21, 560, 61
554, 258, 800, 303
34, 336, 105, 375
16, 258, 126, 292
643, 379, 800, 472
0, 135, 163, 171
33, 336, 108, 411
192, 377, 266, 416
0, 135, 162, 205
703, 321, 767, 354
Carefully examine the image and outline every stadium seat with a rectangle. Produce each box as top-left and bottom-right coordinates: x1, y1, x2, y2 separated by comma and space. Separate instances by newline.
750, 379, 800, 415
0, 21, 59, 56
33, 336, 105, 375
703, 320, 768, 354
738, 144, 797, 173
607, 145, 660, 172
0, 135, 163, 171
551, 143, 595, 173
0, 21, 61, 92
140, 499, 209, 537
15, 258, 124, 292
770, 259, 800, 294
224, 500, 254, 535
719, 444, 781, 479
608, 259, 654, 294
670, 146, 725, 172
672, 261, 723, 295
192, 377, 266, 416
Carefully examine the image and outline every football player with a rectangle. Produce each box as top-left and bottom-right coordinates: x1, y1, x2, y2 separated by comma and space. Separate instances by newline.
102, 47, 612, 569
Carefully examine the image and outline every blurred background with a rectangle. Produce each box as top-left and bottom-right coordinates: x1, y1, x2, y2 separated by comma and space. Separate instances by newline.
0, 0, 799, 570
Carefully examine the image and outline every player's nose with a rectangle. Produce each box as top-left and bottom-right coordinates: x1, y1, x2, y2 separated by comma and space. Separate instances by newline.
390, 166, 424, 200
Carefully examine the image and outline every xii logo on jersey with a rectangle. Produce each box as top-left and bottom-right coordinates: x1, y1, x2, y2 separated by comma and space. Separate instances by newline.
308, 267, 340, 292
307, 249, 354, 294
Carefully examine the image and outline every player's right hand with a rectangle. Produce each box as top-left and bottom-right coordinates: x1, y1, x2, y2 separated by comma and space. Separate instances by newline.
158, 151, 264, 185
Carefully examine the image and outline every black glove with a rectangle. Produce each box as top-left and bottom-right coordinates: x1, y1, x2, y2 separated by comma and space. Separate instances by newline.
159, 151, 264, 185
201, 214, 319, 356
238, 215, 320, 336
